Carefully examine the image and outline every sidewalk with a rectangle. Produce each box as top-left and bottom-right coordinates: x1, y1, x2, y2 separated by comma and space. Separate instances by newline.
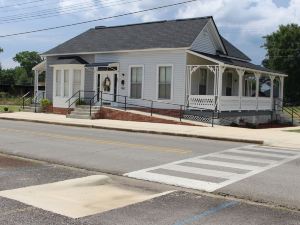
0, 112, 299, 149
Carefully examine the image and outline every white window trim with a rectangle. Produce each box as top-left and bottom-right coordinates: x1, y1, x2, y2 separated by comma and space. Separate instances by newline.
156, 64, 174, 101
52, 64, 85, 99
128, 65, 145, 99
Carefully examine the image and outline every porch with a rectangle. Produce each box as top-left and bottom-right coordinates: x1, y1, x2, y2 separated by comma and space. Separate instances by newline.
186, 51, 287, 112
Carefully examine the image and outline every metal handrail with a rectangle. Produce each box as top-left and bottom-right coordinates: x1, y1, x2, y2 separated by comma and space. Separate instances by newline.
66, 90, 97, 114
20, 92, 31, 109
88, 91, 217, 126
274, 98, 300, 125
33, 91, 46, 113
92, 91, 213, 112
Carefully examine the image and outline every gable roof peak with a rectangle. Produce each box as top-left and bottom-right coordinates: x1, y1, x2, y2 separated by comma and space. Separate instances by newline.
94, 16, 213, 30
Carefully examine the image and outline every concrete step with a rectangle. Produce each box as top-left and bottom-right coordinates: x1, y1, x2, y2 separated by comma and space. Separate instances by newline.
22, 106, 42, 113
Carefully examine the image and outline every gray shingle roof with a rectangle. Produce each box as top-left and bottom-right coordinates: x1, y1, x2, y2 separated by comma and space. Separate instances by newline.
193, 51, 285, 75
43, 17, 211, 55
221, 37, 251, 61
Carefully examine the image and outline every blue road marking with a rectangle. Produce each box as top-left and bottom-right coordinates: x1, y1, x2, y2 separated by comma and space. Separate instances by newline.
173, 201, 239, 225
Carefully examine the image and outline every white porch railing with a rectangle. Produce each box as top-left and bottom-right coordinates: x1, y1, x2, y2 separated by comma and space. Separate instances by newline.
258, 97, 272, 110
188, 95, 216, 110
220, 96, 240, 111
241, 97, 257, 111
189, 95, 273, 111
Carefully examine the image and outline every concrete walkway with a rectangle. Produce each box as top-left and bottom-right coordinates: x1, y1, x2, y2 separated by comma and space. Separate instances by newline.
0, 112, 299, 149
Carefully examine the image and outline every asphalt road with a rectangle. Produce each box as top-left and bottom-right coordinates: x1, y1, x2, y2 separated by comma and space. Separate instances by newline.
1, 154, 300, 225
0, 119, 244, 174
0, 119, 300, 211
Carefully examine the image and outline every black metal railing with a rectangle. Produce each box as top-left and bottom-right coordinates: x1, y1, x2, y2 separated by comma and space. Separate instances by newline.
274, 98, 300, 125
87, 91, 218, 127
33, 91, 46, 113
20, 92, 31, 109
66, 90, 96, 112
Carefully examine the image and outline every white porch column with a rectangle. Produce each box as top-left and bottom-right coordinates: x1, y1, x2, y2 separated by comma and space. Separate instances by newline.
34, 70, 39, 97
237, 69, 245, 111
254, 72, 261, 110
279, 76, 284, 100
217, 66, 226, 111
269, 75, 275, 110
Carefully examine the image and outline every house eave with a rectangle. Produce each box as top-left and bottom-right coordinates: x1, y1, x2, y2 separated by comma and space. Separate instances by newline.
187, 50, 288, 77
41, 47, 190, 57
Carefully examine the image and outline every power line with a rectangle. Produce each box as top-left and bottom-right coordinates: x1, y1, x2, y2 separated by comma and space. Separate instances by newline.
0, 0, 144, 24
0, 0, 51, 9
0, 0, 120, 19
0, 0, 78, 12
0, 0, 199, 38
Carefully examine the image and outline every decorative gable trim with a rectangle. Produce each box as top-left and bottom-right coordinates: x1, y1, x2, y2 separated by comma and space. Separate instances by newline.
190, 18, 227, 56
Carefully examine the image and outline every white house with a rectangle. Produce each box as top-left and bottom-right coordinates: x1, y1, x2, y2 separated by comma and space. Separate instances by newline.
34, 16, 287, 125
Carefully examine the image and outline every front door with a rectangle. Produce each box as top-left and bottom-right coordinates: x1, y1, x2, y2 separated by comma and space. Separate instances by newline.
97, 71, 115, 103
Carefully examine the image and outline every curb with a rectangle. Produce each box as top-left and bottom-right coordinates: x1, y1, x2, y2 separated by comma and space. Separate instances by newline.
0, 117, 264, 145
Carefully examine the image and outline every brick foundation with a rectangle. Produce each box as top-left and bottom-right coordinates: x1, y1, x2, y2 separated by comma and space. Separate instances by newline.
46, 106, 72, 115
95, 107, 195, 126
128, 108, 181, 118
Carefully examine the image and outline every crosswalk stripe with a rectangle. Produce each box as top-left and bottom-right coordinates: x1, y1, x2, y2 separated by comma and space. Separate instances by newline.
127, 171, 219, 192
125, 145, 300, 192
244, 146, 299, 155
227, 149, 287, 158
162, 164, 238, 179
189, 158, 262, 170
214, 153, 278, 164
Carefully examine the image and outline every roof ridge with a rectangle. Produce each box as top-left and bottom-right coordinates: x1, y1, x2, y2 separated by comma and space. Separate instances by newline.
95, 16, 212, 30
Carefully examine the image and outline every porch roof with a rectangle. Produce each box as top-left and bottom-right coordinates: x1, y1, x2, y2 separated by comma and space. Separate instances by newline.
191, 50, 287, 77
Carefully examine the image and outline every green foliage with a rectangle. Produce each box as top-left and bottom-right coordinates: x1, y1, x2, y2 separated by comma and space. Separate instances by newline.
3, 107, 8, 112
13, 51, 42, 79
263, 24, 300, 103
0, 67, 30, 85
40, 98, 51, 109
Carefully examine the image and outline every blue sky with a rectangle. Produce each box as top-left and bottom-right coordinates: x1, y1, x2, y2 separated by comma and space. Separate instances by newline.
0, 0, 299, 68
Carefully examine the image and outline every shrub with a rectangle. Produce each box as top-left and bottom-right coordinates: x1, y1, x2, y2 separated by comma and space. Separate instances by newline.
76, 99, 88, 105
40, 99, 51, 110
3, 107, 9, 112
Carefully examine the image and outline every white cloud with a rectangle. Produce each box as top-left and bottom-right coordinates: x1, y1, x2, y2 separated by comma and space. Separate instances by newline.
58, 0, 98, 19
177, 0, 300, 37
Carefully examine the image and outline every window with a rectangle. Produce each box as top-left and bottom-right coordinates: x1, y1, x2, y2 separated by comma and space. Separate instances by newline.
64, 70, 69, 97
73, 70, 81, 94
55, 70, 61, 96
130, 67, 143, 99
158, 66, 172, 99
199, 69, 207, 95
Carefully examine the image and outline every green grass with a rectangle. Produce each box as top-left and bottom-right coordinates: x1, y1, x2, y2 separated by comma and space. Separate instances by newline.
0, 97, 22, 105
0, 105, 21, 113
287, 130, 300, 133
283, 106, 300, 119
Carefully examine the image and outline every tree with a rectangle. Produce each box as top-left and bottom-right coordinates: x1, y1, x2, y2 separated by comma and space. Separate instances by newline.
0, 48, 3, 69
13, 51, 42, 81
262, 24, 300, 103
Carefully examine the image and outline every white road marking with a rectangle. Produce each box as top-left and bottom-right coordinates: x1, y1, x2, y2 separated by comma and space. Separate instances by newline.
162, 164, 237, 179
188, 158, 262, 170
125, 145, 300, 192
213, 153, 278, 164
244, 146, 298, 155
227, 149, 289, 158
